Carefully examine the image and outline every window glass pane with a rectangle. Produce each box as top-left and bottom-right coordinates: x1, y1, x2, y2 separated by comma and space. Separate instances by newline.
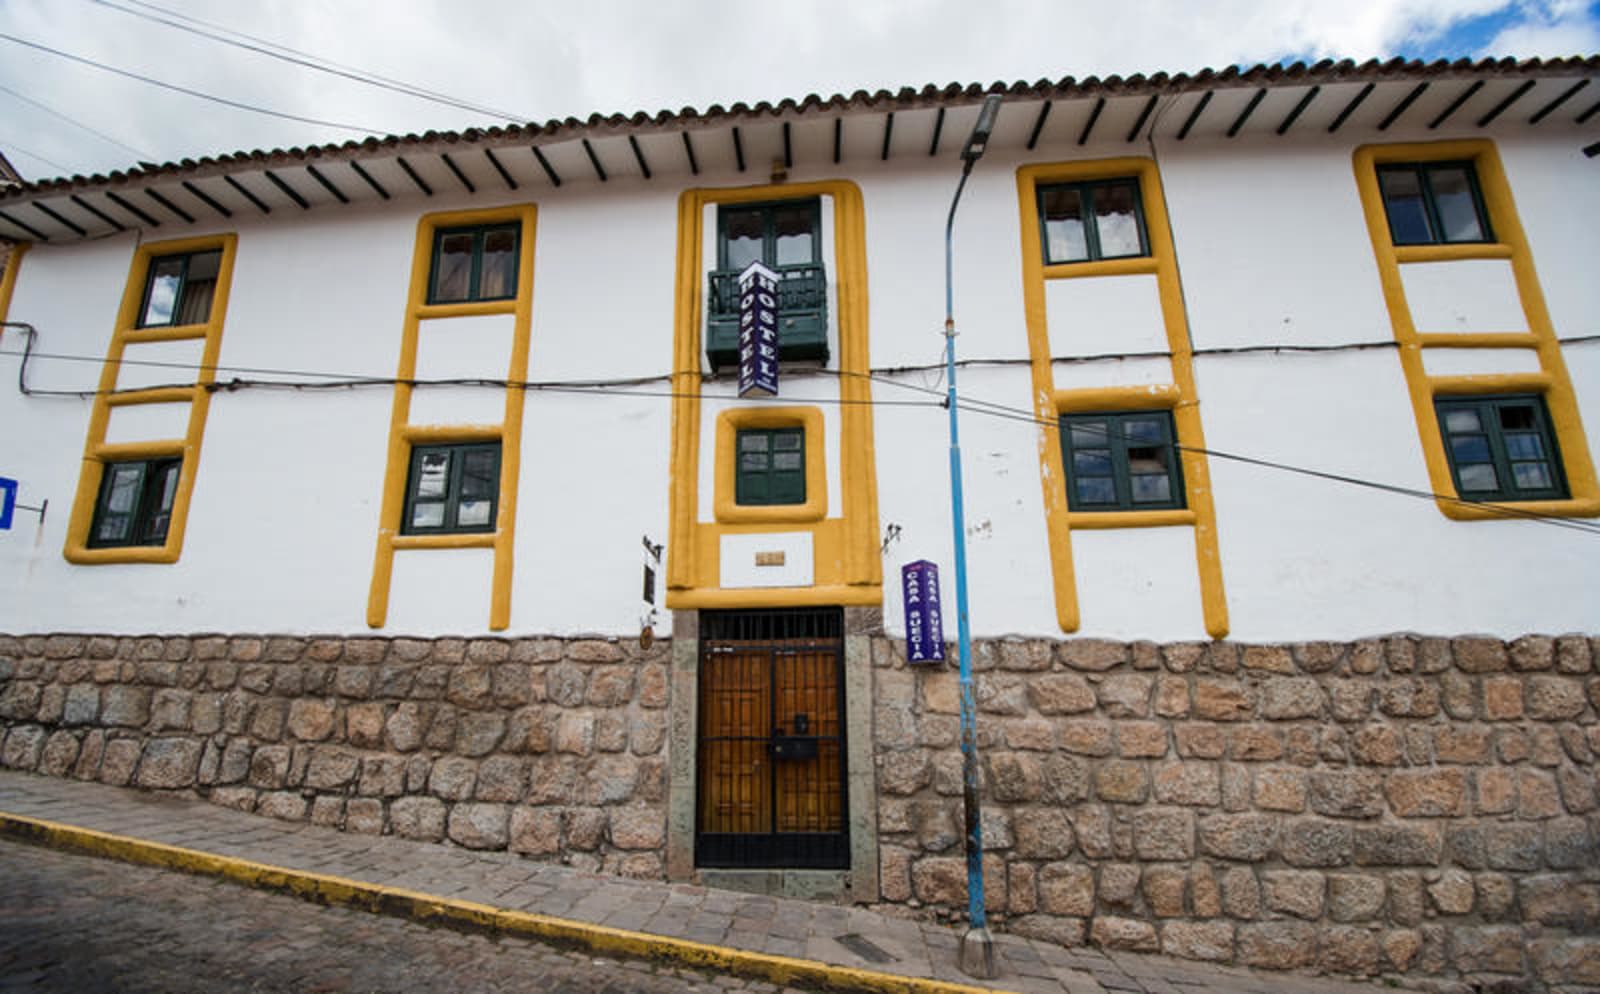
433, 233, 474, 301
96, 513, 131, 543
741, 452, 768, 472
1512, 462, 1552, 490
176, 250, 221, 325
1428, 167, 1485, 242
739, 433, 769, 453
1504, 432, 1544, 460
1073, 450, 1112, 476
176, 278, 215, 326
140, 257, 185, 326
772, 205, 815, 267
460, 449, 498, 499
411, 502, 445, 528
1069, 421, 1107, 447
1457, 463, 1499, 492
1442, 409, 1481, 433
1131, 474, 1172, 503
1127, 445, 1169, 476
414, 452, 450, 498
104, 464, 144, 514
1450, 435, 1491, 464
143, 463, 179, 541
1498, 404, 1536, 431
723, 209, 764, 271
1122, 418, 1164, 445
1093, 181, 1143, 258
773, 451, 802, 471
1076, 477, 1116, 504
1040, 187, 1087, 263
457, 499, 492, 527
773, 431, 803, 451
478, 228, 518, 299
1379, 169, 1432, 243
153, 462, 180, 511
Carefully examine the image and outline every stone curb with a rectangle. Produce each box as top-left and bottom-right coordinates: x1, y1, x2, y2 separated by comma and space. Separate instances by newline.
0, 809, 1017, 994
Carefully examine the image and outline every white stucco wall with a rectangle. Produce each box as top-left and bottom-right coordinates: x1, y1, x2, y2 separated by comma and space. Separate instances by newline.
1, 121, 1595, 640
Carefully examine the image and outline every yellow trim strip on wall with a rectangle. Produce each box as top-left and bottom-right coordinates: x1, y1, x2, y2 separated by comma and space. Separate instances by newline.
366, 204, 538, 630
1415, 332, 1539, 349
1017, 158, 1229, 638
0, 242, 29, 327
665, 180, 880, 609
1352, 139, 1599, 520
63, 233, 239, 565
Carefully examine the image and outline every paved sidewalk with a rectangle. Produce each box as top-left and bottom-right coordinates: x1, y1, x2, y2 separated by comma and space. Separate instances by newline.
0, 770, 1414, 994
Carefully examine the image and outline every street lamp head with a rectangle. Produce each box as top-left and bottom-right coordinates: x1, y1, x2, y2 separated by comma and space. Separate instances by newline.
960, 95, 1004, 164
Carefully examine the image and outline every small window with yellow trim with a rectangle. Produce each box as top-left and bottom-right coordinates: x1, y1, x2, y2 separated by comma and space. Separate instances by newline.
1060, 411, 1184, 511
402, 442, 500, 534
89, 458, 182, 548
1435, 394, 1567, 502
1036, 178, 1148, 265
1376, 162, 1492, 246
428, 224, 519, 304
736, 427, 805, 506
137, 249, 221, 327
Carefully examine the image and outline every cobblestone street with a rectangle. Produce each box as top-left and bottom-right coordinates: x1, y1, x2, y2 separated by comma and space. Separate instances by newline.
0, 839, 771, 994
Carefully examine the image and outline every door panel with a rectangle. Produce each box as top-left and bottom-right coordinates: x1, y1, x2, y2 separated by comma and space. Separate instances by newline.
696, 609, 847, 869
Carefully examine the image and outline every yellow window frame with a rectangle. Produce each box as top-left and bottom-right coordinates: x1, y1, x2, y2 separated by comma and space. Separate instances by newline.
366, 204, 538, 630
64, 233, 239, 564
1352, 139, 1599, 520
1016, 158, 1228, 638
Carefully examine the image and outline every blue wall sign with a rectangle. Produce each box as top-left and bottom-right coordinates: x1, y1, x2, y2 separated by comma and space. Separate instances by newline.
902, 559, 946, 664
0, 477, 15, 531
737, 261, 779, 398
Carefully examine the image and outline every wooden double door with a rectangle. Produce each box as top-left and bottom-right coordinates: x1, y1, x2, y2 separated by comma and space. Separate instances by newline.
696, 608, 848, 869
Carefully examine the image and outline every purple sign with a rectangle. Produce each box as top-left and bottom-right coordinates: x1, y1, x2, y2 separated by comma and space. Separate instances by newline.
902, 560, 946, 664
737, 261, 779, 398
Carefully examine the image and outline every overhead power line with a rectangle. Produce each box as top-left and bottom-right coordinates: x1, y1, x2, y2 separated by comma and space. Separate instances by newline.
5, 337, 1599, 539
0, 140, 72, 175
0, 32, 393, 136
0, 81, 153, 160
87, 0, 532, 125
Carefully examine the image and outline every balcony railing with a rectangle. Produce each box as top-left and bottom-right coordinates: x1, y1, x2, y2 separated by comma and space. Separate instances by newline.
705, 263, 829, 370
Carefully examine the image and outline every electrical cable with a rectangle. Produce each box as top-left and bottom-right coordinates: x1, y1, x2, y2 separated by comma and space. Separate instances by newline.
0, 32, 393, 135
0, 81, 153, 160
4, 335, 1599, 537
0, 140, 72, 175
85, 0, 531, 125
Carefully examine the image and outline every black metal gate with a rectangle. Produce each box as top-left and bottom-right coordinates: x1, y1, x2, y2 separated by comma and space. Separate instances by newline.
695, 607, 848, 869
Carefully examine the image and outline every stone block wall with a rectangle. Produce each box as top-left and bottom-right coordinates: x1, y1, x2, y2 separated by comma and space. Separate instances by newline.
871, 634, 1600, 988
0, 634, 671, 877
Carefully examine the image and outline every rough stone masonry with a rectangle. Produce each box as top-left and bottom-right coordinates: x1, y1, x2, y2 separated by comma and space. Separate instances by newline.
1, 630, 1597, 989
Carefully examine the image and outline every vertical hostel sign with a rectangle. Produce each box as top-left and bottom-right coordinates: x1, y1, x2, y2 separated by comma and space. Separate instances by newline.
902, 560, 946, 664
737, 261, 779, 398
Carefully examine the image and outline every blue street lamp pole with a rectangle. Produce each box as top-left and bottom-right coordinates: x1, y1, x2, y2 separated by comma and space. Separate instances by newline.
943, 92, 1002, 981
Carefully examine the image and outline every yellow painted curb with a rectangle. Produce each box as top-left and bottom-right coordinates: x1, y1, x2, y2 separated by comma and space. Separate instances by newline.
0, 810, 1017, 994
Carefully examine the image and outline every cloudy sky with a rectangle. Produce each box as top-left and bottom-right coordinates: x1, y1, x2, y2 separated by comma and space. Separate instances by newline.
1, 0, 1597, 181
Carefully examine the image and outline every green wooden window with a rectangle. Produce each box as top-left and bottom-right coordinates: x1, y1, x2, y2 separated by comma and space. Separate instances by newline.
1377, 162, 1492, 245
402, 443, 501, 534
1435, 394, 1566, 502
428, 224, 520, 304
735, 428, 805, 506
718, 199, 821, 271
89, 458, 182, 547
1036, 178, 1149, 265
137, 250, 221, 327
1059, 411, 1184, 511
